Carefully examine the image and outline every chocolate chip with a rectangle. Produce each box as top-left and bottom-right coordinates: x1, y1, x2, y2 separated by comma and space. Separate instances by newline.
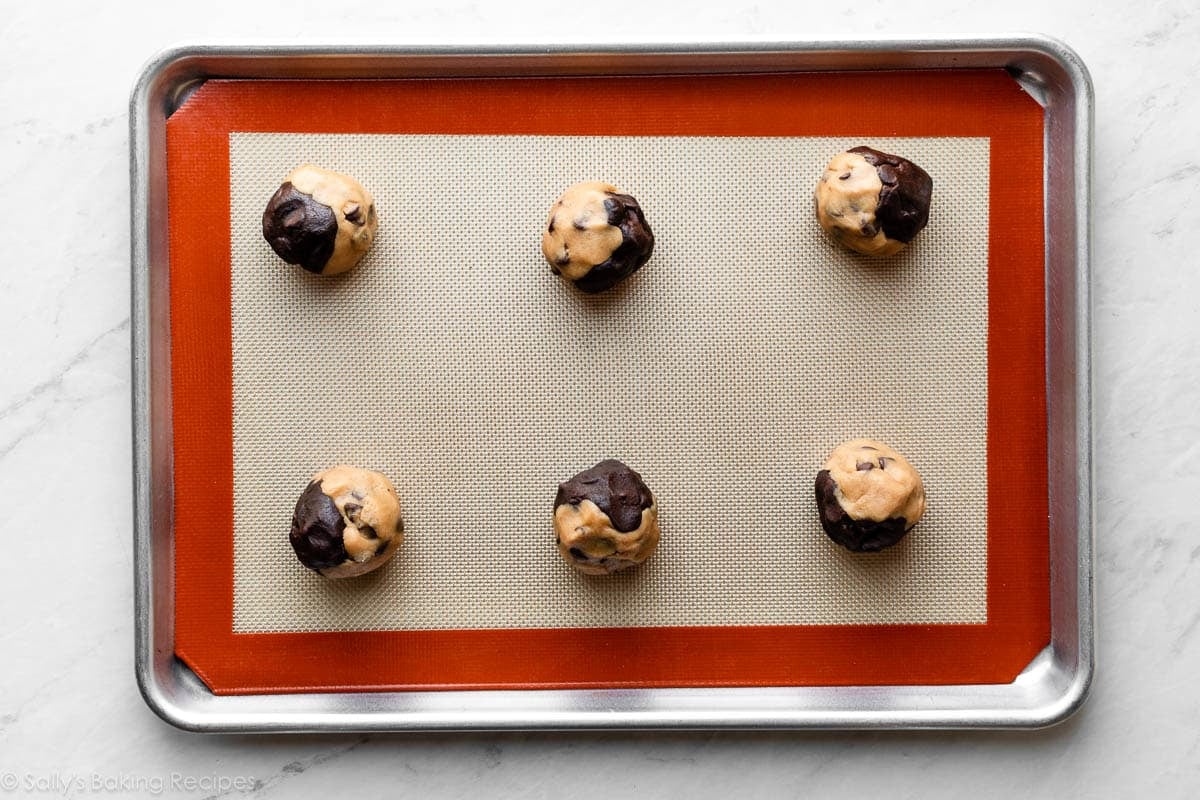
878, 457, 892, 469
344, 202, 362, 223
839, 172, 851, 180
569, 547, 588, 561
358, 523, 378, 540
573, 218, 587, 231
375, 540, 390, 556
282, 208, 306, 229
547, 217, 556, 233
856, 461, 875, 471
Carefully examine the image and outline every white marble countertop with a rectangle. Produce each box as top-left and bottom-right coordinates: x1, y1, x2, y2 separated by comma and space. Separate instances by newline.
2, 0, 1198, 796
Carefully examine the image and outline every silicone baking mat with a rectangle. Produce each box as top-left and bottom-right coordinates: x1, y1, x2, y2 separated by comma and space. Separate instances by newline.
229, 133, 989, 632
167, 72, 1049, 694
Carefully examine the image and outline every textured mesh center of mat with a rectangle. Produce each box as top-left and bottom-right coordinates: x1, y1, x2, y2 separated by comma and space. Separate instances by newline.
229, 134, 989, 633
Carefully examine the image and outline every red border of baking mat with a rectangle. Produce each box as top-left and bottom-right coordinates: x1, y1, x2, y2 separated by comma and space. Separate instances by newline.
167, 71, 1048, 695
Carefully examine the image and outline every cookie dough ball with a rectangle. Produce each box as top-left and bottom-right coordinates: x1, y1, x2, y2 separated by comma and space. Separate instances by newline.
289, 466, 404, 578
814, 439, 925, 552
541, 181, 654, 293
553, 459, 660, 575
814, 147, 932, 256
263, 164, 378, 275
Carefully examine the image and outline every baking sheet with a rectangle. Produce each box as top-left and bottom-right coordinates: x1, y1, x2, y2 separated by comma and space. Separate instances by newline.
132, 40, 1093, 729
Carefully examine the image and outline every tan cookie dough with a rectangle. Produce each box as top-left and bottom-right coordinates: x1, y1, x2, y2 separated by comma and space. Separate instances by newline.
289, 465, 404, 578
541, 181, 654, 293
814, 439, 925, 552
553, 459, 660, 575
262, 164, 378, 275
814, 146, 932, 257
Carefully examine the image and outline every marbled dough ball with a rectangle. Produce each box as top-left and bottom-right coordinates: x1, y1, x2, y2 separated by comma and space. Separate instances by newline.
814, 146, 932, 256
814, 439, 925, 552
553, 459, 660, 575
541, 181, 654, 293
289, 466, 404, 578
263, 164, 378, 275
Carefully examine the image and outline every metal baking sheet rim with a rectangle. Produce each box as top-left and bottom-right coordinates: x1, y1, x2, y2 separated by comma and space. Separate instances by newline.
129, 38, 1094, 732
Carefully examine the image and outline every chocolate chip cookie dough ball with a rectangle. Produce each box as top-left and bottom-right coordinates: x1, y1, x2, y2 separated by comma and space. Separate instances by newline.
289, 466, 404, 578
814, 147, 932, 256
814, 439, 925, 552
263, 164, 378, 275
553, 459, 660, 575
541, 181, 654, 293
